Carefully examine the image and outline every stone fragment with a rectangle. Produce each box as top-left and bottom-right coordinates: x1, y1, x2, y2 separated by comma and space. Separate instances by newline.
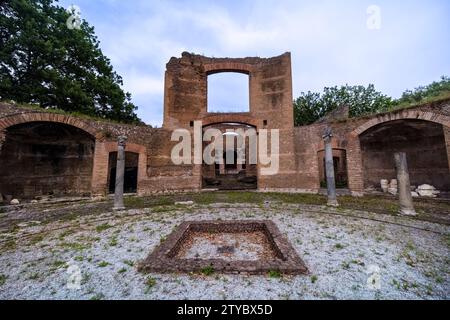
175, 201, 194, 206
380, 179, 389, 193
416, 184, 440, 198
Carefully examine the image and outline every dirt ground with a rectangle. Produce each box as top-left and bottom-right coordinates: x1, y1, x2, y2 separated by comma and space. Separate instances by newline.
0, 193, 449, 300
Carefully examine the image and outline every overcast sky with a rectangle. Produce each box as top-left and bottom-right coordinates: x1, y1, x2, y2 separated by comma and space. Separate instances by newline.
59, 0, 450, 126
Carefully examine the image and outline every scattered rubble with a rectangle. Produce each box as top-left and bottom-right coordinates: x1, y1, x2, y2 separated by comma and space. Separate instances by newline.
416, 184, 440, 198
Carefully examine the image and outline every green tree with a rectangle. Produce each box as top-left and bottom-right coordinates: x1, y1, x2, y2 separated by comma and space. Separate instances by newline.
396, 76, 450, 105
294, 84, 393, 126
0, 0, 139, 123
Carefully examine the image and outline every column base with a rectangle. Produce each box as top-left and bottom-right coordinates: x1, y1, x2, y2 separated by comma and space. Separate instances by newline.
327, 199, 339, 207
113, 206, 126, 211
399, 208, 417, 216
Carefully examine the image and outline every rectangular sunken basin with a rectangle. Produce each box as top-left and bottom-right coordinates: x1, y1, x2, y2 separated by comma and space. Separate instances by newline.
138, 220, 308, 275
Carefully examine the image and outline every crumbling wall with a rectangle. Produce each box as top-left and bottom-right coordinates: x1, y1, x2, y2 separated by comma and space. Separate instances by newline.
163, 52, 296, 191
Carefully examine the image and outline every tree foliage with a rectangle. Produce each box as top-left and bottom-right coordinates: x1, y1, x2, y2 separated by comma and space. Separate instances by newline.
0, 0, 139, 123
396, 76, 450, 105
293, 84, 393, 126
294, 77, 450, 126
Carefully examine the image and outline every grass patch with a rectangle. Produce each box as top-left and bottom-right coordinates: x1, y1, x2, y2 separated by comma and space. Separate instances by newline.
51, 260, 67, 269
30, 235, 44, 245
200, 265, 215, 276
0, 274, 6, 286
123, 259, 134, 267
311, 275, 318, 283
90, 293, 105, 300
59, 242, 90, 251
146, 276, 157, 287
96, 223, 113, 232
2, 100, 145, 126
27, 272, 40, 280
109, 236, 118, 247
145, 276, 157, 293
152, 206, 178, 213
268, 270, 282, 278
124, 196, 174, 209
98, 261, 110, 267
0, 240, 16, 252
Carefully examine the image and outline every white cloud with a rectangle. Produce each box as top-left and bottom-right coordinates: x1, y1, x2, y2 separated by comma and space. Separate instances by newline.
122, 72, 164, 96
59, 0, 450, 126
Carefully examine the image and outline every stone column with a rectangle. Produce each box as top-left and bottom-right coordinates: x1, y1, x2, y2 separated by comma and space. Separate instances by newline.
394, 152, 416, 216
323, 128, 339, 207
113, 136, 127, 211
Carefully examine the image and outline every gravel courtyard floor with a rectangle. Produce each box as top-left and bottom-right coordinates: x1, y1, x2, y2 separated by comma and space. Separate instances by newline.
0, 198, 449, 300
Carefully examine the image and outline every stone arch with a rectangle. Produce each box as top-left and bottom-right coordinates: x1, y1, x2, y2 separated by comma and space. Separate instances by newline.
351, 109, 450, 137
0, 112, 98, 139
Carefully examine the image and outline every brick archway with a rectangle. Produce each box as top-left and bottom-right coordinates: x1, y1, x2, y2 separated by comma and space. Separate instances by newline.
200, 113, 259, 128
204, 62, 253, 75
0, 116, 97, 198
0, 112, 98, 138
348, 109, 450, 195
351, 109, 450, 137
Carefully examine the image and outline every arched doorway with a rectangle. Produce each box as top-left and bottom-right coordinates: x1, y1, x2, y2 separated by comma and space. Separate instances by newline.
107, 152, 139, 194
0, 122, 95, 198
202, 123, 257, 190
317, 149, 348, 189
359, 119, 450, 193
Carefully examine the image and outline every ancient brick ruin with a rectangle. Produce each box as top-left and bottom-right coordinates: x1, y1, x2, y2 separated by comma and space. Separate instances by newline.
0, 52, 449, 200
